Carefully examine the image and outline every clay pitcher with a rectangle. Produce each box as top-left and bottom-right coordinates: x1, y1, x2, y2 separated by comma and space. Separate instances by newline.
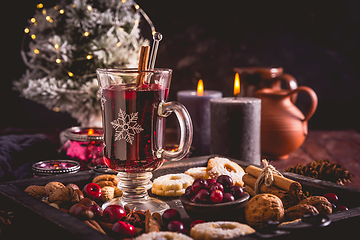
255, 86, 318, 160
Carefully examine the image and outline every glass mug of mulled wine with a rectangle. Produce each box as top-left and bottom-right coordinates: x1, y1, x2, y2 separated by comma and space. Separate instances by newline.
96, 68, 193, 212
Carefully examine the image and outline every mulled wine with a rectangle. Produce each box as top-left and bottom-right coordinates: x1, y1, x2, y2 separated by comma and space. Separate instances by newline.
97, 68, 192, 213
101, 83, 169, 173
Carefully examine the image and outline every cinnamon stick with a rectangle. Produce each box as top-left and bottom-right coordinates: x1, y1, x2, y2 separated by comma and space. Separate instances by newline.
245, 165, 302, 193
97, 220, 114, 233
243, 173, 303, 208
244, 185, 256, 196
243, 173, 288, 197
242, 173, 257, 187
83, 220, 106, 234
135, 46, 150, 86
145, 210, 161, 233
152, 212, 162, 227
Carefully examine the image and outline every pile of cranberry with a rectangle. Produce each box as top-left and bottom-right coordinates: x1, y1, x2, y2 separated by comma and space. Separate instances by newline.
323, 192, 348, 212
161, 208, 205, 234
184, 175, 245, 203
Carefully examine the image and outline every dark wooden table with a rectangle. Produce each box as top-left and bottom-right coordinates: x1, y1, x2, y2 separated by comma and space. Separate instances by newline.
2, 127, 359, 189
271, 130, 360, 190
1, 129, 360, 239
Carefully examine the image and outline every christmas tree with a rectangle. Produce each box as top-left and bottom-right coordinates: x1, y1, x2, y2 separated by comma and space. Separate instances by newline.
14, 0, 151, 126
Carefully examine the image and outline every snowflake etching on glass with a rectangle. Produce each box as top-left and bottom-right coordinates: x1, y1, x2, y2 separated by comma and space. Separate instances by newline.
111, 108, 144, 145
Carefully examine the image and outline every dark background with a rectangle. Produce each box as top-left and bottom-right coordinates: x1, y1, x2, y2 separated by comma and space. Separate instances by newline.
2, 0, 360, 132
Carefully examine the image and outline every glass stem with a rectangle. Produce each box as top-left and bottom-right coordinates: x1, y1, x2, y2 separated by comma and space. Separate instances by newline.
116, 172, 153, 203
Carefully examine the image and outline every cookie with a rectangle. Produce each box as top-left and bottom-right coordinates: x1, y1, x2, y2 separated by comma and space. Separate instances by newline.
245, 193, 285, 228
190, 221, 255, 240
151, 173, 194, 197
184, 167, 207, 179
285, 204, 319, 221
206, 157, 245, 187
134, 231, 193, 240
299, 196, 332, 214
92, 174, 119, 188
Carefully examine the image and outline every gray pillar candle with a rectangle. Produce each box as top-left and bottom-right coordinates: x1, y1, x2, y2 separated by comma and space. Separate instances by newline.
210, 97, 261, 165
178, 89, 222, 156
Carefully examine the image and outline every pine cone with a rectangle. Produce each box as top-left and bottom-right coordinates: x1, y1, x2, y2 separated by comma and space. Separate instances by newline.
285, 159, 352, 185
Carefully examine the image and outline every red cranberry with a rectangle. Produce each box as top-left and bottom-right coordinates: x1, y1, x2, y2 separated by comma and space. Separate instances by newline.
209, 182, 224, 193
162, 208, 181, 225
210, 190, 223, 203
194, 189, 210, 203
190, 219, 205, 229
103, 205, 126, 223
184, 186, 194, 200
223, 193, 235, 202
216, 175, 233, 191
177, 228, 189, 235
167, 220, 184, 232
83, 183, 102, 200
112, 220, 135, 237
335, 205, 348, 212
323, 193, 339, 204
229, 185, 244, 199
206, 179, 217, 188
191, 178, 208, 194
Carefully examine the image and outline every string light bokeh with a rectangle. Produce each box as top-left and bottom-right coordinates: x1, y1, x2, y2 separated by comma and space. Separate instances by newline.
15, 0, 157, 126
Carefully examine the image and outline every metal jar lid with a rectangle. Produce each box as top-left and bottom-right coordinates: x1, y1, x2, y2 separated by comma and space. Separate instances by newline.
62, 126, 103, 142
32, 160, 80, 176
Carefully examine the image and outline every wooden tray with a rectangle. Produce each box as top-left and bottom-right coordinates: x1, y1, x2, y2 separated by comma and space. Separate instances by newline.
1, 155, 359, 239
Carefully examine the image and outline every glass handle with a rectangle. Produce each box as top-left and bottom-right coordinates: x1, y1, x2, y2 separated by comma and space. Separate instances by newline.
157, 101, 193, 161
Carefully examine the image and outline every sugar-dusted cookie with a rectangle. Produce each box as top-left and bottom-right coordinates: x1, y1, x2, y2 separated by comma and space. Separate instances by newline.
184, 167, 207, 179
206, 157, 245, 187
151, 173, 194, 197
190, 221, 255, 240
135, 231, 193, 240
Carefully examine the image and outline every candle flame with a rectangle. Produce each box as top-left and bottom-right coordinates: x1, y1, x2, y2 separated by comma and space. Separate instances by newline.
88, 128, 95, 135
234, 73, 240, 97
197, 79, 204, 96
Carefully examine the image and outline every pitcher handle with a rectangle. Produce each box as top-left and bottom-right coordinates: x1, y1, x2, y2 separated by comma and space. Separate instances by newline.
278, 73, 298, 103
156, 101, 193, 161
289, 86, 318, 122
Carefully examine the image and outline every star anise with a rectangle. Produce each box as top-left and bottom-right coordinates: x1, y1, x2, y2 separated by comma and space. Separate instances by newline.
122, 206, 146, 228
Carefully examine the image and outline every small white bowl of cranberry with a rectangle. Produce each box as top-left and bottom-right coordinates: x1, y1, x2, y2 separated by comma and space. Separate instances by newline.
180, 175, 250, 221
